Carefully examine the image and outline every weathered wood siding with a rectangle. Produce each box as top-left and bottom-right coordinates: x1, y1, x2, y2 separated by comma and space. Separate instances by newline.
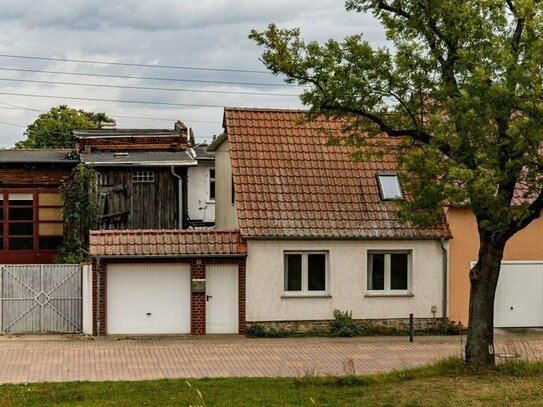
97, 168, 183, 230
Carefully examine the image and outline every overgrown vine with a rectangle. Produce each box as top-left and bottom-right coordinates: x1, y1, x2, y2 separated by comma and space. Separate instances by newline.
56, 163, 99, 263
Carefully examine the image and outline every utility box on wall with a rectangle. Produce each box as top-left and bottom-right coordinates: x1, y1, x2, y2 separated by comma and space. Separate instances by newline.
192, 278, 206, 293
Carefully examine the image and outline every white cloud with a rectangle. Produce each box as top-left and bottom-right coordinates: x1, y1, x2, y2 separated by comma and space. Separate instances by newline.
0, 0, 386, 146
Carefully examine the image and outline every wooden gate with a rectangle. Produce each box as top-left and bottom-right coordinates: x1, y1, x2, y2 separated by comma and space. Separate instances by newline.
0, 264, 82, 333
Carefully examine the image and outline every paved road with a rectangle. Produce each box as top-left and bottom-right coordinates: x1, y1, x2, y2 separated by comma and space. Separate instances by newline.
0, 333, 541, 383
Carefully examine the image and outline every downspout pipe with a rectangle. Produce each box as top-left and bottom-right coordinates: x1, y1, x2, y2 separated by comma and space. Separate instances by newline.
96, 256, 101, 335
171, 166, 183, 229
440, 237, 448, 319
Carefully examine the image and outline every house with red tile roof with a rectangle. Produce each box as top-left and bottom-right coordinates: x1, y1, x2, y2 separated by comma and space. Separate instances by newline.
208, 107, 450, 330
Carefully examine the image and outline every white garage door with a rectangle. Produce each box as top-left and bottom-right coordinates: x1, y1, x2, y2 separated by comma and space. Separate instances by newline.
107, 263, 191, 334
494, 262, 543, 328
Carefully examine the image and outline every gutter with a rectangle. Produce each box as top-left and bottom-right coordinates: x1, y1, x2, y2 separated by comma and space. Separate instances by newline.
243, 235, 451, 241
440, 237, 448, 319
82, 161, 197, 167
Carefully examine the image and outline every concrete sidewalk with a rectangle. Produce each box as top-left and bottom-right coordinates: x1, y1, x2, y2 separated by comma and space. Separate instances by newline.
0, 333, 541, 384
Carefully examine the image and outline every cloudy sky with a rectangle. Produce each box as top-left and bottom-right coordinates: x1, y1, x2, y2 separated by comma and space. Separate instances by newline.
0, 0, 386, 147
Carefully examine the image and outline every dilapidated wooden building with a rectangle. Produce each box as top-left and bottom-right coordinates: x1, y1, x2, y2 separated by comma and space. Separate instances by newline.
73, 121, 197, 230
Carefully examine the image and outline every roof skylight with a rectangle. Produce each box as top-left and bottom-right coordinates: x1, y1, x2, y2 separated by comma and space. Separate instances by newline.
377, 174, 403, 200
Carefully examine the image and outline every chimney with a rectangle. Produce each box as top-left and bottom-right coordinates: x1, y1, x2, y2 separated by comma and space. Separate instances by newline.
101, 120, 116, 130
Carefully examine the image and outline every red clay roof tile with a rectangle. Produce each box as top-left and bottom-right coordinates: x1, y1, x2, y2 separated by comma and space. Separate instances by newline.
89, 230, 246, 257
224, 107, 449, 239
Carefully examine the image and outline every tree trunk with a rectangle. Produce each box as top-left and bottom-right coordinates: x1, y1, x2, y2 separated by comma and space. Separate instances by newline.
465, 238, 506, 367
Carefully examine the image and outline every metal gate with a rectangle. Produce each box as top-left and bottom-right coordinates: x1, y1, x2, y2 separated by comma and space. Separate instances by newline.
0, 264, 82, 333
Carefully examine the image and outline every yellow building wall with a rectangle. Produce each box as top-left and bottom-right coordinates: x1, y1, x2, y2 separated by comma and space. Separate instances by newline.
447, 207, 543, 325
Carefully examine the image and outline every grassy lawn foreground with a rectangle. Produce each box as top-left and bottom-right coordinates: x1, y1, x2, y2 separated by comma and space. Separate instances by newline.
1, 359, 543, 406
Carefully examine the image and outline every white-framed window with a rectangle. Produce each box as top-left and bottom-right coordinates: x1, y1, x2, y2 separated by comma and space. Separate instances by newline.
132, 171, 155, 183
367, 251, 411, 294
209, 168, 216, 200
377, 173, 403, 200
284, 251, 328, 295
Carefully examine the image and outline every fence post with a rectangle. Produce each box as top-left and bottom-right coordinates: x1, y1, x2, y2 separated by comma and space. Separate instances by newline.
409, 313, 414, 342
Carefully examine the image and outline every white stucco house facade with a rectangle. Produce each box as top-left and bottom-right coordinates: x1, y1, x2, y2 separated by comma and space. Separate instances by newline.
187, 143, 215, 227
209, 107, 450, 329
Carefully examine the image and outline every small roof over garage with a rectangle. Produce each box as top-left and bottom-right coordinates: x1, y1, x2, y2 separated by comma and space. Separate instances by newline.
89, 230, 247, 258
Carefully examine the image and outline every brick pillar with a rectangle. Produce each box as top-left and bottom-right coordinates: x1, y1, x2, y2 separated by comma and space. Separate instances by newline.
238, 259, 246, 334
191, 260, 206, 335
92, 260, 107, 336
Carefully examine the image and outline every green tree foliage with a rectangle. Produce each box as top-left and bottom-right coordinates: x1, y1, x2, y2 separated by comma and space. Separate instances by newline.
251, 1, 543, 367
16, 105, 114, 149
56, 164, 99, 264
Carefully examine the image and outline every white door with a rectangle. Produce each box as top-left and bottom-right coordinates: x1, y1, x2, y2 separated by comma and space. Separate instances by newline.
494, 262, 543, 328
206, 264, 239, 334
107, 263, 191, 334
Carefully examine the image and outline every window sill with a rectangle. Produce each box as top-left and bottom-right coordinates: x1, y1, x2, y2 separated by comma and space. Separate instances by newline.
365, 292, 414, 298
205, 200, 215, 204
281, 294, 332, 299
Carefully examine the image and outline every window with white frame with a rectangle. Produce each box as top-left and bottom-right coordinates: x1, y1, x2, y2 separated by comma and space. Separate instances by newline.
132, 170, 155, 183
377, 174, 403, 200
209, 168, 216, 200
284, 251, 328, 294
367, 251, 410, 293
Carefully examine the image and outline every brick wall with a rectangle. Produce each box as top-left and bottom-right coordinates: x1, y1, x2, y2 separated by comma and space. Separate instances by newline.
191, 260, 206, 335
0, 168, 72, 187
76, 133, 188, 153
92, 257, 246, 336
92, 259, 107, 335
238, 259, 246, 334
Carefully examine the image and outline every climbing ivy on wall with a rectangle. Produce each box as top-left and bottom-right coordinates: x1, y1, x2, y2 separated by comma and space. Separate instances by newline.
56, 163, 99, 264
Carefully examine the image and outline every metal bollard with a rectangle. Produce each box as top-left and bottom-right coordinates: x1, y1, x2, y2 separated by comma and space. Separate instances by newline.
409, 313, 414, 342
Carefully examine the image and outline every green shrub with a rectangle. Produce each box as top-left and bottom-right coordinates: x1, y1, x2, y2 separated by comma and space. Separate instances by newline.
419, 319, 464, 336
331, 310, 360, 337
246, 324, 286, 338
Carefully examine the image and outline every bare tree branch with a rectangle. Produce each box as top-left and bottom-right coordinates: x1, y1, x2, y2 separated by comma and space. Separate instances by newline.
376, 1, 411, 19
319, 102, 457, 157
506, 0, 516, 14
505, 187, 543, 238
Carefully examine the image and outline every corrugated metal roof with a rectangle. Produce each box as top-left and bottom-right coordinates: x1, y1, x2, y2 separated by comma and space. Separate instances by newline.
224, 107, 450, 239
80, 151, 197, 166
0, 149, 77, 164
89, 230, 247, 257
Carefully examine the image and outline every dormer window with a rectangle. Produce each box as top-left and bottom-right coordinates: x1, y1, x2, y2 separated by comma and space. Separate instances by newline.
377, 174, 403, 200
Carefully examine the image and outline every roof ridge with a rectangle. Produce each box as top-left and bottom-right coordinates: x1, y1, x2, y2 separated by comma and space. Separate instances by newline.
89, 229, 241, 235
0, 148, 74, 152
224, 107, 308, 113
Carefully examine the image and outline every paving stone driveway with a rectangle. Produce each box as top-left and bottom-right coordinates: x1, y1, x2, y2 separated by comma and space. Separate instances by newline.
0, 332, 541, 384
